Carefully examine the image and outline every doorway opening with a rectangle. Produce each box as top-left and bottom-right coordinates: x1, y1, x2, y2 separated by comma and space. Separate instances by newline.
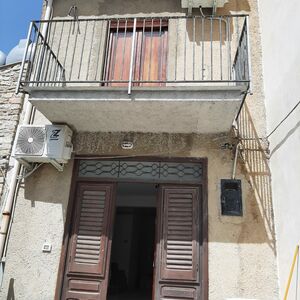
107, 183, 157, 300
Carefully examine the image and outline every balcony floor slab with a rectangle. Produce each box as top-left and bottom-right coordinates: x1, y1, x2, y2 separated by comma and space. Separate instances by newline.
28, 86, 247, 133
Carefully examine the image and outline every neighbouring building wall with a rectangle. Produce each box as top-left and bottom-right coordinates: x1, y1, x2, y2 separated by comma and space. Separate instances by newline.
259, 0, 300, 297
0, 63, 24, 204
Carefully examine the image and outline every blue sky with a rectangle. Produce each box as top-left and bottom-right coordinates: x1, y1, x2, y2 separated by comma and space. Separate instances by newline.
0, 0, 43, 54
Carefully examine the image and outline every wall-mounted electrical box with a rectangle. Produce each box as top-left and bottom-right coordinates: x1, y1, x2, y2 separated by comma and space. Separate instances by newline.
181, 0, 229, 8
181, 0, 229, 14
221, 179, 242, 216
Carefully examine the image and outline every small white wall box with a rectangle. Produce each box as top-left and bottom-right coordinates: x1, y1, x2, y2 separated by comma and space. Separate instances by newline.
12, 124, 73, 171
181, 0, 229, 9
42, 243, 52, 253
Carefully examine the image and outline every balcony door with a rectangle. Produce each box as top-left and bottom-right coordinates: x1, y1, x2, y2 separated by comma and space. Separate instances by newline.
104, 20, 168, 86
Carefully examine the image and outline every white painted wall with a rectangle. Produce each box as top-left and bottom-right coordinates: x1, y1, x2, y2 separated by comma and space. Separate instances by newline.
259, 0, 300, 297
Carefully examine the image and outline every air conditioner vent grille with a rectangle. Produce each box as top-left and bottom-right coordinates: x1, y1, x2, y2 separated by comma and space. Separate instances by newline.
16, 127, 45, 155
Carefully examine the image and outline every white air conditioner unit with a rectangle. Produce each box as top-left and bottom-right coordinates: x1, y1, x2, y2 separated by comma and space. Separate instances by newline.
12, 124, 73, 171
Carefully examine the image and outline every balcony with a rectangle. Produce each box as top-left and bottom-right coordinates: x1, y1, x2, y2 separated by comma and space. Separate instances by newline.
18, 15, 250, 133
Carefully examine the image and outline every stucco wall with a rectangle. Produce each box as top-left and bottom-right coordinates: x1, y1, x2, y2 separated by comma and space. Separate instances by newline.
0, 132, 279, 299
75, 132, 279, 300
0, 162, 73, 299
259, 0, 300, 297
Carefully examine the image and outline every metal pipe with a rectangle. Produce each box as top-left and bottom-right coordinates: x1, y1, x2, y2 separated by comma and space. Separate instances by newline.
232, 143, 240, 179
0, 0, 53, 264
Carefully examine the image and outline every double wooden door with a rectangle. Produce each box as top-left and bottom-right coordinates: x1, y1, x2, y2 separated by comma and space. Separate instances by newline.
60, 182, 203, 299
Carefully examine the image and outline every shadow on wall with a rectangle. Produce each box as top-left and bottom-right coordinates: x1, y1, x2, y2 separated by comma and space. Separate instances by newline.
53, 0, 184, 17
24, 161, 74, 224
270, 120, 300, 157
237, 102, 276, 254
52, 0, 250, 17
185, 0, 251, 43
6, 278, 15, 300
209, 179, 274, 249
218, 0, 250, 14
74, 131, 275, 253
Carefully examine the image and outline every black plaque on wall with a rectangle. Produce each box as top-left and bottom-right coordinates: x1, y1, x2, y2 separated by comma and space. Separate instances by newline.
221, 179, 242, 216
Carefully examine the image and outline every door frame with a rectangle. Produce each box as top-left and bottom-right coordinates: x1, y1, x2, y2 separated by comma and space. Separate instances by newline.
55, 156, 208, 300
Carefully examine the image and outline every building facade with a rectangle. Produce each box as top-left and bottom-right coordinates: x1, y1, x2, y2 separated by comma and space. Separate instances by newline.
0, 0, 283, 299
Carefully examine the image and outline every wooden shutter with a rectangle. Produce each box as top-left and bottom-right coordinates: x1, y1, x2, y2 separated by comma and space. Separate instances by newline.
105, 30, 133, 87
135, 29, 168, 86
62, 183, 115, 300
155, 185, 201, 300
105, 22, 168, 86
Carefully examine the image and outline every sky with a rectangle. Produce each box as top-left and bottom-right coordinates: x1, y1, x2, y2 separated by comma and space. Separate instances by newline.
0, 0, 43, 55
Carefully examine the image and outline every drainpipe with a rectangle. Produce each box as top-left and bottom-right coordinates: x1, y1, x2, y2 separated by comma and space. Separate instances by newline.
0, 0, 53, 265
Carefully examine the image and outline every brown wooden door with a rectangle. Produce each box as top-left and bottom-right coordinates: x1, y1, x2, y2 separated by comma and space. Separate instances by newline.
105, 21, 168, 86
154, 185, 202, 300
61, 183, 115, 300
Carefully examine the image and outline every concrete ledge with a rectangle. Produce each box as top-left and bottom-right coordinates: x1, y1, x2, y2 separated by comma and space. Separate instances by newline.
28, 85, 247, 103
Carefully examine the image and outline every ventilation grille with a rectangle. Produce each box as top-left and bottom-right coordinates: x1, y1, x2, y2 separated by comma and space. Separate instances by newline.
15, 127, 45, 156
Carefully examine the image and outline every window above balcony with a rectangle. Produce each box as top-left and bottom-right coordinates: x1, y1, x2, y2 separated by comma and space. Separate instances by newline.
104, 19, 168, 87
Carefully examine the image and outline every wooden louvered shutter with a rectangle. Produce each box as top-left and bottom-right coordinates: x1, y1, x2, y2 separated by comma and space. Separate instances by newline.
155, 186, 201, 300
62, 183, 115, 300
160, 186, 199, 281
105, 21, 167, 87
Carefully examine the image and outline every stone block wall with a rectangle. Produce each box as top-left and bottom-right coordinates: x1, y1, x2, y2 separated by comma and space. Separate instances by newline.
0, 63, 24, 199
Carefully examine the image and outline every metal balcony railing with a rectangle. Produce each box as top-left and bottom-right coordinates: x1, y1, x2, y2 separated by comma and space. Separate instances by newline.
17, 15, 250, 94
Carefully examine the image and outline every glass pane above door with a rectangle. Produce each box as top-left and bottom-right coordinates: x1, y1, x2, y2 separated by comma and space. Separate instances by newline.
78, 160, 202, 183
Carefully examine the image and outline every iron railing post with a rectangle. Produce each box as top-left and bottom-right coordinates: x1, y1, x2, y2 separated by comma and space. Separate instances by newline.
35, 22, 50, 86
15, 22, 34, 94
128, 18, 137, 95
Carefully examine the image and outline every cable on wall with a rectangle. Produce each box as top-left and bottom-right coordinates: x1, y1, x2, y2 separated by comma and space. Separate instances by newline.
266, 100, 300, 139
238, 99, 300, 142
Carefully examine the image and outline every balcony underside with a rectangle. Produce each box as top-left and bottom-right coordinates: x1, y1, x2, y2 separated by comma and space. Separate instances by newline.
28, 85, 247, 133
